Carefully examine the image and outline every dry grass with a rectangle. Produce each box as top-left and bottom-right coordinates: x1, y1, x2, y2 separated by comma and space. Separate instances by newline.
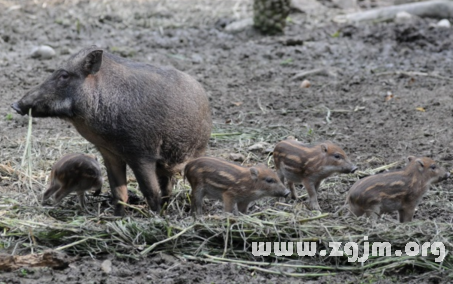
1, 115, 452, 280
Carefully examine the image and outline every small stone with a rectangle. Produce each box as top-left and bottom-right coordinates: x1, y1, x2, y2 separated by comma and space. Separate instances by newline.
437, 19, 451, 28
31, 45, 56, 59
158, 252, 178, 265
191, 54, 203, 64
300, 79, 311, 88
395, 11, 413, 23
332, 0, 358, 11
229, 153, 245, 162
225, 18, 253, 33
291, 0, 328, 14
248, 141, 271, 152
101, 259, 112, 274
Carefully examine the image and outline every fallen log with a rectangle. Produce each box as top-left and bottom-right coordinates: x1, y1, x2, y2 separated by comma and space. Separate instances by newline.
334, 0, 453, 23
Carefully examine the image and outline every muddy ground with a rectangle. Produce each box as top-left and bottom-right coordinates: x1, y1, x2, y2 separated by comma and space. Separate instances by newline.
1, 0, 453, 283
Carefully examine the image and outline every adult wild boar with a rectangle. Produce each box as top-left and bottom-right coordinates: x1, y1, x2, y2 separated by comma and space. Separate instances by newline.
12, 47, 212, 216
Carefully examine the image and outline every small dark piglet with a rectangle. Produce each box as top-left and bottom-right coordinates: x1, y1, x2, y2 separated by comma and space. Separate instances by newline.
43, 153, 103, 208
12, 47, 212, 216
347, 156, 450, 223
184, 157, 290, 215
273, 139, 357, 211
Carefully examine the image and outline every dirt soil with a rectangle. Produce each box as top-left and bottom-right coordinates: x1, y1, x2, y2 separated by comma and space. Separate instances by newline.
1, 0, 453, 283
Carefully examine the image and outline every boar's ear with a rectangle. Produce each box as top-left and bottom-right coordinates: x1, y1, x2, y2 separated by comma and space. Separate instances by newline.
83, 50, 103, 75
320, 143, 328, 153
250, 167, 259, 181
407, 156, 416, 162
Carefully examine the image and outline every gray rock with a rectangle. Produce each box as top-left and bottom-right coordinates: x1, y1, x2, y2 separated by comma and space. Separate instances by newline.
248, 141, 271, 152
225, 18, 253, 33
229, 153, 245, 162
437, 19, 451, 28
31, 45, 56, 59
101, 259, 112, 274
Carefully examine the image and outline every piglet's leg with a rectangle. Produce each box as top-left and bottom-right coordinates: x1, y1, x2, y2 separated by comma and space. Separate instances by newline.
190, 186, 205, 216
77, 192, 87, 209
129, 160, 162, 213
53, 184, 78, 204
348, 204, 365, 218
93, 186, 102, 196
99, 149, 128, 216
398, 207, 415, 223
276, 169, 285, 185
237, 201, 250, 214
42, 183, 60, 205
302, 179, 321, 211
288, 181, 297, 200
222, 192, 236, 214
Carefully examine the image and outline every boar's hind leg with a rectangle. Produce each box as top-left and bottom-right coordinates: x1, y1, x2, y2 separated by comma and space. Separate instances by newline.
156, 166, 173, 207
129, 161, 162, 213
158, 176, 172, 206
99, 150, 128, 216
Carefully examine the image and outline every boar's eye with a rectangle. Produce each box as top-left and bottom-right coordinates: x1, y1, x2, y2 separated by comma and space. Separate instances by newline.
265, 177, 275, 183
59, 71, 70, 80
430, 164, 437, 170
334, 153, 342, 159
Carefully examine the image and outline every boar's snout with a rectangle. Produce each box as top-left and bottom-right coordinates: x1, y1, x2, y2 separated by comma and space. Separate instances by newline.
283, 188, 291, 198
11, 102, 25, 115
350, 165, 358, 173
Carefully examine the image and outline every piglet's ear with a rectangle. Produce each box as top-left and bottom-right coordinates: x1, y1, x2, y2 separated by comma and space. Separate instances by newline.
414, 158, 425, 172
250, 167, 259, 181
407, 156, 415, 162
83, 50, 103, 75
320, 143, 328, 153
416, 159, 425, 168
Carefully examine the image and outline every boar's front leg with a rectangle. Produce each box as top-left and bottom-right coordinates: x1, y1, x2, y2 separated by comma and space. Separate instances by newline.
129, 160, 162, 213
99, 149, 128, 216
